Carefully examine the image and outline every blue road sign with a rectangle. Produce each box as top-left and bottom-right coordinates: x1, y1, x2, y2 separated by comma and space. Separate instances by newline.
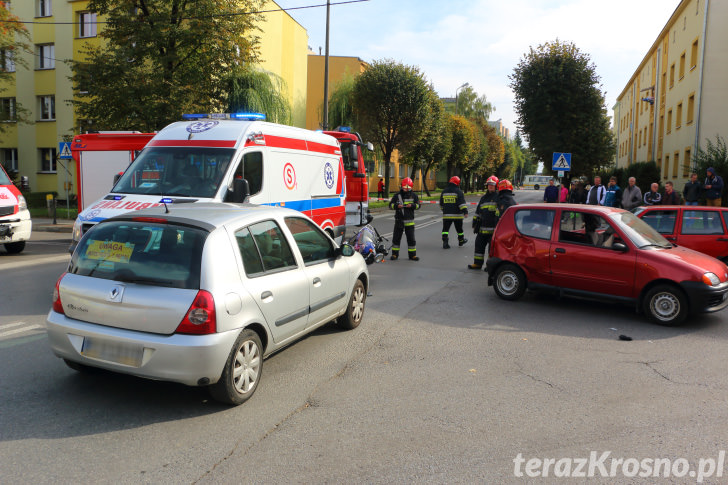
552, 152, 571, 171
58, 142, 73, 159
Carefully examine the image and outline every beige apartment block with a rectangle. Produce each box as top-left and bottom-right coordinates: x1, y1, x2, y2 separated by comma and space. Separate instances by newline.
613, 0, 728, 188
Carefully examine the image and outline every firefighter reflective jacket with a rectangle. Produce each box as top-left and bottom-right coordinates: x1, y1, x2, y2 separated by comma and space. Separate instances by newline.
439, 183, 468, 219
473, 191, 499, 234
389, 190, 421, 221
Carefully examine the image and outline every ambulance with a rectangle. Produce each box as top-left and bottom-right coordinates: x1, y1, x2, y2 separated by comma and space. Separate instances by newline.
0, 163, 31, 254
70, 113, 346, 248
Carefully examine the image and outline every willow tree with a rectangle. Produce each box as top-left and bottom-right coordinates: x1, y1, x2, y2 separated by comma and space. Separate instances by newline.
226, 68, 291, 125
71, 0, 263, 131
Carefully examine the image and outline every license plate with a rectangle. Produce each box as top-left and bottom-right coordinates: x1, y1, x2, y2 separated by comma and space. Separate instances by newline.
81, 337, 143, 367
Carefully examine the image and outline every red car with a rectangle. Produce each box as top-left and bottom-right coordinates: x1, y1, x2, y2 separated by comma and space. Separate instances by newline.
634, 205, 728, 262
485, 204, 728, 325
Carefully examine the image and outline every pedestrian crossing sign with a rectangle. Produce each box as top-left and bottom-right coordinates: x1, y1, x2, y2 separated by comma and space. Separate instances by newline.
552, 152, 571, 170
58, 142, 73, 159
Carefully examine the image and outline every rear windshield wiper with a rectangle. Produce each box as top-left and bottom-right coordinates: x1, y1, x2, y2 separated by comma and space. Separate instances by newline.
115, 276, 177, 287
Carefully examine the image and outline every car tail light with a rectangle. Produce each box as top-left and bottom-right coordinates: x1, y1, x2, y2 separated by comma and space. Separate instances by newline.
175, 290, 216, 335
52, 273, 66, 314
132, 217, 168, 224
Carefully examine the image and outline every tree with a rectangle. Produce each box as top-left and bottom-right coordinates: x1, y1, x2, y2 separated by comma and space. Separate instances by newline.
456, 84, 494, 121
71, 0, 264, 132
693, 135, 728, 205
445, 114, 476, 180
0, 4, 30, 136
353, 59, 432, 198
226, 67, 291, 124
509, 39, 615, 177
326, 73, 357, 130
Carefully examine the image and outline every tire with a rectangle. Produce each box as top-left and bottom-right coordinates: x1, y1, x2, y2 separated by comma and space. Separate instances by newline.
493, 263, 527, 301
534, 184, 540, 190
643, 284, 688, 326
4, 241, 25, 254
209, 329, 263, 405
339, 279, 366, 330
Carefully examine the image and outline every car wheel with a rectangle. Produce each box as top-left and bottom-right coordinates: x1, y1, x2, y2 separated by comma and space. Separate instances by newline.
209, 329, 263, 405
4, 241, 25, 254
493, 264, 527, 301
643, 284, 688, 326
339, 279, 366, 330
534, 184, 540, 190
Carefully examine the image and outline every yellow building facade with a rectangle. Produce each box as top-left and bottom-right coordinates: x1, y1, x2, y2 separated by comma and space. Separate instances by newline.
0, 0, 308, 198
614, 0, 728, 188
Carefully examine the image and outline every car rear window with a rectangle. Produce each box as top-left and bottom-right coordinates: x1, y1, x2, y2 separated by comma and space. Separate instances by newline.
640, 210, 677, 234
69, 220, 207, 289
515, 209, 555, 239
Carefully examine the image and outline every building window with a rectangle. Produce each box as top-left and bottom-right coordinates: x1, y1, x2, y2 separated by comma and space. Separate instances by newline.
691, 39, 699, 70
389, 162, 394, 178
657, 156, 662, 171
687, 94, 695, 124
40, 147, 57, 172
669, 63, 675, 88
679, 52, 686, 80
666, 109, 672, 134
38, 95, 55, 120
676, 102, 683, 130
36, 44, 54, 69
36, 0, 51, 17
672, 152, 679, 178
78, 12, 97, 38
0, 48, 15, 72
0, 97, 16, 121
684, 149, 691, 177
664, 154, 670, 179
1, 148, 18, 172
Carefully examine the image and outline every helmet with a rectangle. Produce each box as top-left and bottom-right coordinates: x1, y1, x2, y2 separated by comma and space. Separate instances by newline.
401, 177, 413, 189
486, 175, 499, 186
498, 179, 513, 192
449, 176, 461, 186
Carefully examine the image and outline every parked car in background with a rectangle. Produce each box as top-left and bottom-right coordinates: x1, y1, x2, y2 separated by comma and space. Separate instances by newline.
485, 204, 728, 325
634, 205, 728, 263
47, 203, 369, 405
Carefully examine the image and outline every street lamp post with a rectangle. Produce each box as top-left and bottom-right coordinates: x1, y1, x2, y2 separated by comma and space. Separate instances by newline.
322, 0, 331, 130
455, 82, 468, 116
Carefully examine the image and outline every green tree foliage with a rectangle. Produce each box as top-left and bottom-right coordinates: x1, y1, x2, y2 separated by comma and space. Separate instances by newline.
595, 161, 660, 199
71, 0, 263, 132
509, 39, 615, 176
353, 59, 432, 198
0, 4, 30, 134
226, 67, 291, 125
455, 84, 494, 121
326, 73, 357, 130
693, 135, 728, 205
445, 114, 476, 180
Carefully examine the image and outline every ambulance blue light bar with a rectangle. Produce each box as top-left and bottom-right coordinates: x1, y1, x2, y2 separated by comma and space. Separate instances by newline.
182, 112, 266, 121
335, 126, 351, 132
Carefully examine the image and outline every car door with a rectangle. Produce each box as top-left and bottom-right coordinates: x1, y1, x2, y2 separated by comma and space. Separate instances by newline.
234, 220, 309, 344
677, 209, 728, 259
284, 216, 350, 328
550, 210, 636, 297
511, 208, 555, 286
639, 208, 678, 244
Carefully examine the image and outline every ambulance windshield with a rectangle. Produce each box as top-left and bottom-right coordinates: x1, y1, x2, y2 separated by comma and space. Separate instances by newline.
112, 147, 235, 198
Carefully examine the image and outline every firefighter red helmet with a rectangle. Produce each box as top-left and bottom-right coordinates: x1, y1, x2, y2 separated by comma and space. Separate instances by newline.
401, 177, 414, 188
449, 176, 461, 186
498, 179, 513, 192
486, 175, 499, 186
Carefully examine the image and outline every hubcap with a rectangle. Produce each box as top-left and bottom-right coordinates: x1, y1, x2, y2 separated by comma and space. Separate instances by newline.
651, 292, 679, 321
351, 286, 365, 322
497, 271, 518, 295
233, 339, 261, 394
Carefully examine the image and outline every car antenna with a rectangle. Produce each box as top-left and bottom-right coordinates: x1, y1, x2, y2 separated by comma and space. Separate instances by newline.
163, 200, 170, 213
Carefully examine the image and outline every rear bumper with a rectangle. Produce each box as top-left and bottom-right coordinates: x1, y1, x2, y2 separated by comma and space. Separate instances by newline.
680, 281, 728, 314
46, 310, 240, 386
0, 211, 32, 243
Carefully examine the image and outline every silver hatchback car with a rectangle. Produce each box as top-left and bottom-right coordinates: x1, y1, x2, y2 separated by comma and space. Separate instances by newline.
47, 203, 369, 405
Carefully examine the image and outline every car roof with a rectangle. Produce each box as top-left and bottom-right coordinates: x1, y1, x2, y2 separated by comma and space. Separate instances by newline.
639, 205, 725, 210
511, 203, 626, 214
106, 202, 307, 231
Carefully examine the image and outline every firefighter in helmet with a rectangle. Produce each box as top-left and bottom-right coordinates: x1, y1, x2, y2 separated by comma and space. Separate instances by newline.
388, 177, 421, 260
439, 175, 469, 249
468, 175, 499, 269
497, 179, 518, 215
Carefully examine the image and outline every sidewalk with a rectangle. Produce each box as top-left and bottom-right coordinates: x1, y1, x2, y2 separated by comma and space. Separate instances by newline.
32, 217, 74, 233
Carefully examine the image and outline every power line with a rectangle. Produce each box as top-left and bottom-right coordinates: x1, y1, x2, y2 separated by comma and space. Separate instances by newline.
0, 0, 370, 25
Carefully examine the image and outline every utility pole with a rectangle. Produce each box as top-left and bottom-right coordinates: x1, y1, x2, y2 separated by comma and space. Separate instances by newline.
322, 0, 331, 130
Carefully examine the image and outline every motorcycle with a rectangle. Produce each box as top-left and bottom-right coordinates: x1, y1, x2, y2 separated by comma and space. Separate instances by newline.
348, 224, 389, 264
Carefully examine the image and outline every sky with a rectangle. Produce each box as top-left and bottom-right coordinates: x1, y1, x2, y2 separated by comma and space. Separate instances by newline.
274, 0, 680, 137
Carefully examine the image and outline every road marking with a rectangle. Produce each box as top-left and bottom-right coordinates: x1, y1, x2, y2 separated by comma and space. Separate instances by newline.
0, 324, 43, 339
3, 321, 31, 330
0, 254, 70, 270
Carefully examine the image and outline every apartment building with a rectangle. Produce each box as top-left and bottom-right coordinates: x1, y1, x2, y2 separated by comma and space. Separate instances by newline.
613, 0, 728, 188
0, 0, 308, 197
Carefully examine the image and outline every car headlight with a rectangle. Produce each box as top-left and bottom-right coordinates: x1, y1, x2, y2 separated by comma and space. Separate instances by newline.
17, 194, 27, 211
702, 272, 721, 286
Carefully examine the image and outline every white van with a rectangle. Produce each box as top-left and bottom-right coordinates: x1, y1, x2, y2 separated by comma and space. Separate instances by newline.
0, 164, 31, 254
71, 113, 346, 248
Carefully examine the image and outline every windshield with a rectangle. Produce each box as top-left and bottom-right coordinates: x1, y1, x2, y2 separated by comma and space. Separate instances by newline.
112, 147, 235, 198
608, 211, 672, 249
0, 165, 12, 185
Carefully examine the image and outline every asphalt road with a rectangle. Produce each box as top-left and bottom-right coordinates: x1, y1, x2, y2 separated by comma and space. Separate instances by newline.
3, 189, 728, 483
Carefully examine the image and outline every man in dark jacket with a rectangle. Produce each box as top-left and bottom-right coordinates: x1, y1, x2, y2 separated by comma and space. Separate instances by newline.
389, 177, 421, 261
704, 167, 724, 206
568, 180, 587, 204
644, 183, 662, 205
439, 176, 468, 249
662, 181, 681, 205
543, 179, 559, 203
468, 175, 499, 270
587, 176, 606, 205
621, 177, 642, 210
683, 172, 702, 205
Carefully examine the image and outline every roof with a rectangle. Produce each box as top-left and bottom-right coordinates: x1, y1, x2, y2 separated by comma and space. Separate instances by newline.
513, 203, 627, 215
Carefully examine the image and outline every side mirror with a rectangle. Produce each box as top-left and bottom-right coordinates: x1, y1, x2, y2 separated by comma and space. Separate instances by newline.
612, 242, 628, 252
350, 144, 359, 162
339, 243, 355, 257
366, 142, 374, 152
113, 172, 122, 186
230, 177, 250, 203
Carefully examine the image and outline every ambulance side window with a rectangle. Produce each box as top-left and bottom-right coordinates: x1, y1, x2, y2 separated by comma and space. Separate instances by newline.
239, 152, 263, 196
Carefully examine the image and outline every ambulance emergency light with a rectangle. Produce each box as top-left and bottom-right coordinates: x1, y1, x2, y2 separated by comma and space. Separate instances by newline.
182, 112, 266, 121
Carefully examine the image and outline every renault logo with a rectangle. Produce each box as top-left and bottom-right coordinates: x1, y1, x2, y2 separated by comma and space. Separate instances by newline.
107, 285, 125, 302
